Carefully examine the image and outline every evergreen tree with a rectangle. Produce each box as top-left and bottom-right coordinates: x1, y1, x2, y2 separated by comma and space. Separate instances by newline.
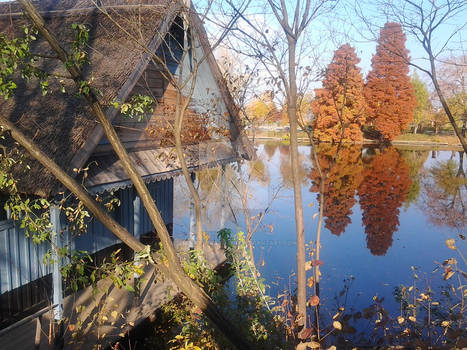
364, 22, 416, 140
312, 44, 367, 142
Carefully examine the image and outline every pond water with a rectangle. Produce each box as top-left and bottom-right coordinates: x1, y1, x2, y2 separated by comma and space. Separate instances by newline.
173, 142, 466, 339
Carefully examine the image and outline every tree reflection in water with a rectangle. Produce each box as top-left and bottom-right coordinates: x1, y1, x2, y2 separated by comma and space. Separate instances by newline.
419, 151, 467, 234
358, 147, 412, 255
309, 144, 363, 236
309, 145, 413, 255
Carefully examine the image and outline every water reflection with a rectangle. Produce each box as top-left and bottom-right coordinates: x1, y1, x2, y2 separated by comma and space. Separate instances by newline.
308, 145, 413, 255
309, 144, 363, 236
399, 149, 430, 208
419, 151, 467, 234
357, 147, 412, 255
173, 143, 466, 324
279, 144, 309, 188
263, 142, 278, 159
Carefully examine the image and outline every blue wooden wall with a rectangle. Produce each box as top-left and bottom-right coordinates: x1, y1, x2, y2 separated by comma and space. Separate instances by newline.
0, 221, 51, 295
0, 179, 173, 295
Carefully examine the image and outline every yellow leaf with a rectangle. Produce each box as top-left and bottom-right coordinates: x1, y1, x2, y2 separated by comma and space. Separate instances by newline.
312, 213, 319, 219
445, 238, 456, 250
333, 321, 342, 330
308, 202, 313, 207
441, 320, 451, 327
397, 316, 405, 324
101, 315, 108, 322
305, 261, 312, 271
111, 310, 118, 319
408, 316, 416, 322
444, 270, 455, 280
332, 312, 340, 320
307, 276, 314, 288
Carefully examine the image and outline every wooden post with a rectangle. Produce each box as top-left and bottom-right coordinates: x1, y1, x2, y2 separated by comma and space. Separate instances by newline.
50, 204, 63, 321
189, 172, 196, 249
220, 165, 226, 229
34, 316, 41, 350
133, 193, 142, 297
133, 194, 141, 241
50, 204, 64, 349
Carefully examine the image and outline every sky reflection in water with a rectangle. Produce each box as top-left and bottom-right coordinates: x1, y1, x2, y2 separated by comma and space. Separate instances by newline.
174, 142, 466, 315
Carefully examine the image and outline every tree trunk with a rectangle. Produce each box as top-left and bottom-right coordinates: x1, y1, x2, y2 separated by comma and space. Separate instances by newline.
429, 52, 467, 153
287, 37, 307, 327
413, 124, 418, 134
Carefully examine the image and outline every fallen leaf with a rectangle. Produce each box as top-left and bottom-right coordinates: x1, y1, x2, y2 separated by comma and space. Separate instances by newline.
297, 341, 320, 350
333, 321, 342, 330
445, 238, 456, 250
308, 295, 320, 307
444, 270, 455, 280
298, 327, 313, 340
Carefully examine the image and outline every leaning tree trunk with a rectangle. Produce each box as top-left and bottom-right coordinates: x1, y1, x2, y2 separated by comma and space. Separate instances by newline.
429, 52, 467, 153
17, 2, 254, 348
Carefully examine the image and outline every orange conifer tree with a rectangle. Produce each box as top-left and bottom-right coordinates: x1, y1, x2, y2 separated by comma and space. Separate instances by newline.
312, 44, 367, 143
364, 22, 416, 141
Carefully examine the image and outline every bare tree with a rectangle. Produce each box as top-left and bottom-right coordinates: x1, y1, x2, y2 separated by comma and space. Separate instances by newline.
223, 0, 337, 335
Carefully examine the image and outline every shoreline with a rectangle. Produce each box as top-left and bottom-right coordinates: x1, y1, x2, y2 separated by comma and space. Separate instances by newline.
249, 135, 464, 150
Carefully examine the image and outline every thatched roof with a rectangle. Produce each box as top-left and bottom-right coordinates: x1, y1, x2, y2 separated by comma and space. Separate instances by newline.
0, 0, 251, 197
86, 141, 237, 193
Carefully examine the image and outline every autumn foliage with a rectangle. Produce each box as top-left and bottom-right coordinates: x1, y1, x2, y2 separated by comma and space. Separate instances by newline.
311, 44, 367, 143
364, 22, 416, 141
357, 147, 412, 255
309, 144, 364, 235
246, 91, 280, 126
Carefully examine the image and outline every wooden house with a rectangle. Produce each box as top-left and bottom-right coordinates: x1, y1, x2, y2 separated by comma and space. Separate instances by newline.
0, 0, 252, 330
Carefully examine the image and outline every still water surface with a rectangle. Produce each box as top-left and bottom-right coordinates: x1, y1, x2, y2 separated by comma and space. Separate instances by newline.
174, 142, 466, 318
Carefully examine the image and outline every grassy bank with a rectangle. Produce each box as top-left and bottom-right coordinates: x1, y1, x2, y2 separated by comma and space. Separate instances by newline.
394, 133, 461, 145
248, 129, 464, 148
